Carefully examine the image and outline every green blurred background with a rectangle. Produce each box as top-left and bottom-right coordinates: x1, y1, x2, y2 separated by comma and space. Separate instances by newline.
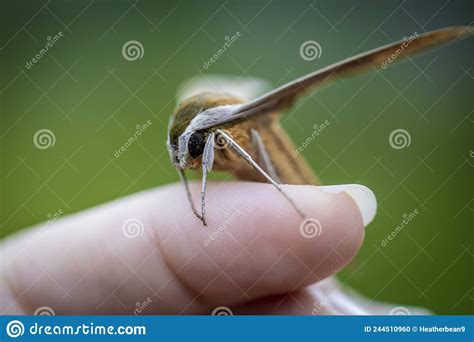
1, 0, 473, 314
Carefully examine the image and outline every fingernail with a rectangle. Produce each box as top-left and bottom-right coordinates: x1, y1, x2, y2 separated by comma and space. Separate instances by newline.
319, 184, 377, 226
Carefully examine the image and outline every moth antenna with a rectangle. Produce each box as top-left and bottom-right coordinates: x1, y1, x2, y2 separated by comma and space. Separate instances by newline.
216, 129, 305, 219
251, 128, 281, 183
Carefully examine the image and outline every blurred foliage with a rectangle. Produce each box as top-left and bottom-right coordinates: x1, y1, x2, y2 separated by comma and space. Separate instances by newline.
1, 0, 473, 314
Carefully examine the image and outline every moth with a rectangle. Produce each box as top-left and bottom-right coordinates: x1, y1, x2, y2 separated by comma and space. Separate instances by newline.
167, 26, 473, 226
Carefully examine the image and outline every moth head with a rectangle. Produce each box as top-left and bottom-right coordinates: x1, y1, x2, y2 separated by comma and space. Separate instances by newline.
167, 92, 243, 169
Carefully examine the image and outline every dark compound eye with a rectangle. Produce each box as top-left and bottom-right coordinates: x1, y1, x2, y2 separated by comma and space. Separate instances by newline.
188, 131, 206, 158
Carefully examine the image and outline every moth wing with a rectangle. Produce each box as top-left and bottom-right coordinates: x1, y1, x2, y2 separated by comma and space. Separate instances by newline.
200, 26, 473, 128
176, 74, 272, 103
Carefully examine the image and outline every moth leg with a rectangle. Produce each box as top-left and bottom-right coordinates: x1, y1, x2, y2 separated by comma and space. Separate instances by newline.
200, 131, 216, 226
250, 128, 281, 183
216, 129, 305, 219
177, 169, 206, 225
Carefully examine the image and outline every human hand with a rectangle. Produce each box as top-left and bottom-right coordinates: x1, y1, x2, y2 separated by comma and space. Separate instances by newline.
1, 181, 420, 315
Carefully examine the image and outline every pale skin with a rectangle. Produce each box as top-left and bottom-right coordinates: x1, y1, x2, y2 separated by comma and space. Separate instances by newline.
0, 181, 382, 315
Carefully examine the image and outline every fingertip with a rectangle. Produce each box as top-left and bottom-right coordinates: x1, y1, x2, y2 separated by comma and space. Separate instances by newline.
282, 184, 367, 277
157, 181, 368, 303
319, 184, 377, 226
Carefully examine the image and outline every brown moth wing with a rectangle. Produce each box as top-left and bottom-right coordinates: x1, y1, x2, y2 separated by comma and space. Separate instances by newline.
212, 113, 318, 185
209, 26, 474, 185
203, 26, 473, 129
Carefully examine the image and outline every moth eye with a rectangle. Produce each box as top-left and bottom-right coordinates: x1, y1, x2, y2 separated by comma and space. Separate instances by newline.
188, 131, 206, 158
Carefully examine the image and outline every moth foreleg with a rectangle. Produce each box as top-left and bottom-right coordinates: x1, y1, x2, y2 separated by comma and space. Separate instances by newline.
178, 169, 206, 225
216, 129, 305, 219
200, 131, 216, 226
